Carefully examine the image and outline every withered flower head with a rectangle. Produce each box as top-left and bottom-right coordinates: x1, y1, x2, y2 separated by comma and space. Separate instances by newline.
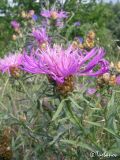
0, 128, 12, 160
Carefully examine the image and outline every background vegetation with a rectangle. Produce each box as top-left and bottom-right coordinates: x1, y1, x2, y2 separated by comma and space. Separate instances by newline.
0, 0, 120, 160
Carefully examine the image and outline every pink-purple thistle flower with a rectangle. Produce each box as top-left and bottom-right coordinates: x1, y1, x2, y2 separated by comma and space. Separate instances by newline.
22, 45, 109, 84
11, 20, 20, 30
28, 10, 35, 17
0, 53, 22, 76
32, 28, 48, 46
74, 22, 81, 27
116, 75, 120, 85
41, 9, 68, 20
56, 20, 64, 28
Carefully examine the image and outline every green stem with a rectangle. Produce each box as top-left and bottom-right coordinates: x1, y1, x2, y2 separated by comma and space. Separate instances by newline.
65, 99, 84, 132
1, 78, 9, 98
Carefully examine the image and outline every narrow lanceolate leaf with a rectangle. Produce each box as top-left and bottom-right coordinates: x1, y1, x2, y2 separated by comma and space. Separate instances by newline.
52, 99, 66, 121
104, 128, 120, 139
60, 139, 95, 152
84, 120, 120, 139
64, 107, 77, 124
49, 132, 65, 145
84, 120, 102, 127
68, 96, 83, 110
79, 95, 95, 108
107, 91, 115, 108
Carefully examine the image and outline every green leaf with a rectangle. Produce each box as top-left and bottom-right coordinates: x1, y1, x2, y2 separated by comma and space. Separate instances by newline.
80, 95, 95, 108
84, 120, 102, 127
60, 139, 95, 152
104, 128, 120, 139
64, 107, 77, 124
52, 99, 66, 121
84, 120, 120, 139
68, 96, 83, 110
49, 132, 65, 145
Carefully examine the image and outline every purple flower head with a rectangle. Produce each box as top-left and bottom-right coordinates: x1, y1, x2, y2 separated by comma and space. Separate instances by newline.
56, 20, 64, 28
27, 44, 33, 51
22, 46, 109, 84
78, 37, 83, 43
75, 37, 83, 43
96, 93, 101, 97
28, 10, 35, 17
74, 22, 80, 27
57, 10, 68, 19
11, 20, 20, 29
0, 53, 22, 75
116, 75, 120, 85
86, 87, 97, 95
32, 28, 48, 45
41, 9, 68, 20
32, 14, 38, 21
22, 46, 109, 83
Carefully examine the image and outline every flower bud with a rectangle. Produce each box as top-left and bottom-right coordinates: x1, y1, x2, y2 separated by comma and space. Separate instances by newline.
87, 31, 95, 40
12, 34, 17, 41
72, 41, 79, 49
102, 73, 110, 82
110, 61, 114, 68
109, 75, 116, 85
28, 10, 35, 17
9, 66, 21, 78
57, 75, 74, 96
115, 61, 120, 72
19, 114, 26, 122
21, 11, 26, 18
51, 11, 58, 19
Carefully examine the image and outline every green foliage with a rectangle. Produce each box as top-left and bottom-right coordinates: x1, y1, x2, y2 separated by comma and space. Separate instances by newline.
0, 0, 119, 56
108, 3, 120, 40
0, 0, 120, 159
0, 75, 120, 159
